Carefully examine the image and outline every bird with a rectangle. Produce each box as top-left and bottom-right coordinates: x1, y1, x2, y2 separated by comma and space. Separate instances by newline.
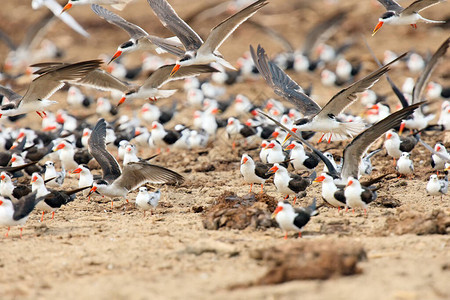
426, 174, 448, 200
344, 177, 377, 216
265, 140, 288, 164
271, 198, 317, 239
372, 0, 446, 35
240, 153, 272, 193
267, 163, 314, 204
0, 192, 46, 238
146, 0, 268, 75
396, 152, 414, 178
313, 173, 346, 210
117, 64, 218, 106
87, 119, 184, 208
91, 4, 183, 63
251, 44, 406, 143
72, 164, 95, 196
383, 130, 418, 162
135, 187, 160, 217
0, 172, 32, 200
285, 140, 319, 172
44, 161, 65, 188
0, 60, 102, 118
359, 149, 382, 176
431, 143, 450, 171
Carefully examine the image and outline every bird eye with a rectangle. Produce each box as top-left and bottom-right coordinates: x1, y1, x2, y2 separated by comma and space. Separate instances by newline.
121, 41, 134, 49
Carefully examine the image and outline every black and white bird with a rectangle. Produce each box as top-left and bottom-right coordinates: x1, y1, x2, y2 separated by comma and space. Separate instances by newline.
271, 198, 317, 239
431, 143, 450, 171
285, 140, 319, 172
344, 177, 377, 215
372, 0, 446, 35
0, 60, 101, 118
0, 192, 46, 238
251, 45, 405, 143
72, 165, 95, 196
87, 119, 184, 208
146, 0, 268, 75
313, 173, 346, 210
426, 174, 448, 200
240, 153, 272, 193
91, 4, 183, 63
135, 187, 160, 217
384, 130, 418, 161
359, 149, 382, 176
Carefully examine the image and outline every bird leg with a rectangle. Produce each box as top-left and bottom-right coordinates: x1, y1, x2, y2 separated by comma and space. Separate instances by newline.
143, 211, 146, 218
327, 134, 332, 144
352, 208, 355, 214
283, 232, 288, 240
260, 184, 264, 194
283, 195, 289, 200
345, 207, 349, 213
410, 24, 417, 29
232, 141, 236, 150
298, 231, 302, 238
51, 211, 55, 220
126, 199, 129, 203
318, 133, 326, 143
36, 111, 44, 118
338, 207, 341, 213
20, 228, 23, 238
249, 183, 253, 193
392, 158, 396, 166
40, 211, 45, 222
293, 196, 297, 205
111, 200, 114, 209
5, 227, 10, 237
364, 209, 367, 216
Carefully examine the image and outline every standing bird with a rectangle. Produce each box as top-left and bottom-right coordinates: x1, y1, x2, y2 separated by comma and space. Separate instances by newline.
44, 161, 65, 188
0, 60, 102, 118
372, 0, 446, 35
146, 0, 268, 75
344, 177, 377, 216
396, 152, 414, 178
314, 173, 346, 210
285, 141, 319, 172
383, 130, 418, 162
271, 198, 317, 239
0, 192, 46, 238
72, 165, 95, 196
267, 163, 314, 204
431, 143, 450, 171
359, 149, 382, 176
426, 174, 448, 200
240, 154, 271, 193
135, 187, 160, 217
87, 119, 184, 208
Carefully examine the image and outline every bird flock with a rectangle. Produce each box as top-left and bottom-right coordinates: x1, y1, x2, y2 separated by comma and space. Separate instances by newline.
0, 0, 449, 240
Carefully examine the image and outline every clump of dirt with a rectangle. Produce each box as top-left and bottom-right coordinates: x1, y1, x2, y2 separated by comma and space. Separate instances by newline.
235, 240, 366, 287
374, 196, 402, 208
202, 191, 278, 230
383, 208, 450, 235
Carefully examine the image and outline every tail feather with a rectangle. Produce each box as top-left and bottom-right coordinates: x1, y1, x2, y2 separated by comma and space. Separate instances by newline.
419, 16, 446, 23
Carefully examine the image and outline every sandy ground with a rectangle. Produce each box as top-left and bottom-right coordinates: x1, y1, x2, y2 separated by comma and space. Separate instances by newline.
0, 0, 450, 299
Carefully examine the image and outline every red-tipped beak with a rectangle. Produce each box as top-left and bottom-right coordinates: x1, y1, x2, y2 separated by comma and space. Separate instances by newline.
108, 50, 122, 64
9, 144, 16, 150
0, 174, 5, 180
152, 124, 157, 129
285, 143, 295, 150
72, 168, 82, 174
141, 106, 149, 112
271, 131, 279, 138
56, 114, 65, 124
370, 104, 379, 110
88, 186, 97, 196
386, 133, 392, 139
61, 3, 72, 13
266, 102, 273, 109
83, 131, 89, 137
10, 157, 16, 163
245, 121, 252, 126
228, 120, 234, 125
372, 21, 384, 36
313, 175, 325, 183
271, 206, 283, 218
135, 130, 141, 136
261, 143, 267, 148
211, 108, 219, 114
436, 146, 441, 152
346, 180, 353, 187
118, 97, 126, 106
399, 122, 406, 135
0, 200, 3, 206
241, 157, 248, 164
170, 64, 181, 77
31, 175, 38, 183
266, 143, 275, 149
17, 132, 25, 140
250, 109, 258, 116
55, 143, 65, 150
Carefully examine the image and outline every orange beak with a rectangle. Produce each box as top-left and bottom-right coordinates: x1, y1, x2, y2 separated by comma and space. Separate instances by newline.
108, 50, 122, 65
43, 125, 57, 131
241, 157, 248, 164
267, 165, 278, 174
55, 143, 65, 151
72, 168, 82, 174
285, 143, 295, 150
61, 3, 72, 13
141, 106, 149, 112
83, 131, 89, 137
271, 131, 279, 138
399, 122, 406, 135
271, 206, 283, 218
117, 97, 126, 107
372, 21, 384, 36
386, 133, 392, 139
135, 130, 141, 136
0, 200, 3, 206
0, 174, 5, 180
436, 146, 441, 152
266, 143, 275, 149
88, 186, 97, 196
31, 175, 38, 183
170, 64, 181, 77
9, 144, 16, 150
17, 132, 25, 140
346, 180, 353, 187
152, 124, 157, 130
10, 157, 16, 163
282, 133, 292, 145
313, 175, 325, 183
